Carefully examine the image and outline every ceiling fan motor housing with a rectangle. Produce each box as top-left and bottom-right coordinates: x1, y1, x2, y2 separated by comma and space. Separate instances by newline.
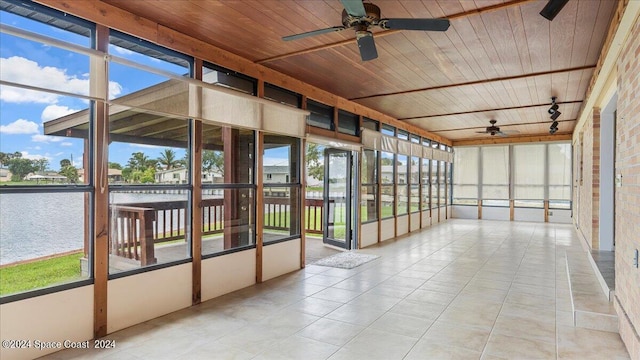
342, 3, 381, 28
487, 120, 500, 134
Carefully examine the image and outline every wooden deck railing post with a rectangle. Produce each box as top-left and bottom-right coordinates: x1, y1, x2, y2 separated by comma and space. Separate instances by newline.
140, 210, 157, 266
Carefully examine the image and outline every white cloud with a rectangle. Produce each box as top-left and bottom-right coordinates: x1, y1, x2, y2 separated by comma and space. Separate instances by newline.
110, 45, 134, 56
20, 151, 48, 161
263, 157, 289, 166
61, 142, 73, 147
31, 134, 65, 143
41, 104, 80, 122
129, 143, 158, 149
0, 86, 59, 104
0, 56, 122, 104
0, 119, 40, 134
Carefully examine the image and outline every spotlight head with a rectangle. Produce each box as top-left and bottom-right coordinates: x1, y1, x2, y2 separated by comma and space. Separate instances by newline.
549, 127, 558, 134
551, 121, 559, 128
540, 0, 569, 21
550, 111, 561, 121
548, 104, 559, 114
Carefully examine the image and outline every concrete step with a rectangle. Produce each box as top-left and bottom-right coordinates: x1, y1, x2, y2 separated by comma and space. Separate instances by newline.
588, 250, 615, 302
565, 251, 618, 333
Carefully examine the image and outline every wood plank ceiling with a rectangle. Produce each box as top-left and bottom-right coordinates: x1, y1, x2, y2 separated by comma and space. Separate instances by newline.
101, 0, 615, 142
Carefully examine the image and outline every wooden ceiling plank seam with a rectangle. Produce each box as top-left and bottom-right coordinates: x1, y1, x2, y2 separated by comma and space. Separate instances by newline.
183, 0, 272, 61
524, 76, 538, 107
532, 73, 549, 105
549, 0, 578, 71
479, 8, 519, 76
584, 0, 617, 65
417, 1, 481, 82
377, 34, 440, 88
280, 0, 344, 32
568, 0, 601, 69
521, 1, 551, 74
412, 30, 473, 85
444, 17, 493, 82
507, 4, 533, 74
465, 15, 502, 79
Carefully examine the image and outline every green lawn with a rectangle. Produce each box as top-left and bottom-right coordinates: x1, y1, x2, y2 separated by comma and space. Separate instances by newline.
0, 252, 85, 296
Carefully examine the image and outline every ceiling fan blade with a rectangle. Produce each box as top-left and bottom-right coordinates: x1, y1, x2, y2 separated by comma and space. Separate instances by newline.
282, 26, 346, 41
341, 0, 366, 17
356, 32, 378, 61
502, 129, 520, 135
497, 131, 509, 137
382, 18, 450, 31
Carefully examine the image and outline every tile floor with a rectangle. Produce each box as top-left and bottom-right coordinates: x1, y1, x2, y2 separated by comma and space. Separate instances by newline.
42, 219, 630, 359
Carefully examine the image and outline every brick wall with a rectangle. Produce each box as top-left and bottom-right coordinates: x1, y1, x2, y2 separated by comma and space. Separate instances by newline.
615, 14, 640, 360
575, 109, 600, 249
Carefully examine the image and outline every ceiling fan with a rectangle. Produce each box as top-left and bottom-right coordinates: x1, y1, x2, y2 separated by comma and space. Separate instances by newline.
476, 120, 519, 137
282, 0, 450, 61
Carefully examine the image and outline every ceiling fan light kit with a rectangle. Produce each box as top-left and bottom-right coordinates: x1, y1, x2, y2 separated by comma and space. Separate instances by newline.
282, 0, 450, 61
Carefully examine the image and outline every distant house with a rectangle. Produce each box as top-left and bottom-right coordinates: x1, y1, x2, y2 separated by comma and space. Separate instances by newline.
25, 171, 67, 183
155, 167, 189, 184
0, 168, 12, 182
263, 165, 290, 183
155, 167, 223, 184
77, 168, 123, 183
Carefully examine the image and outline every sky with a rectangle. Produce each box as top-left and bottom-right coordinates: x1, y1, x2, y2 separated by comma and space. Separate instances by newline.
0, 8, 292, 172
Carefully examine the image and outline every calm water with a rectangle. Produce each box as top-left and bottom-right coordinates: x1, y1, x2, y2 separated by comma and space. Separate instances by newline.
0, 192, 188, 265
0, 193, 85, 265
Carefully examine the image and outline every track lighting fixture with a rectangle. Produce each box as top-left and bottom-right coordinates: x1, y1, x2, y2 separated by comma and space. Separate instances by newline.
548, 96, 561, 120
540, 0, 569, 21
549, 120, 559, 134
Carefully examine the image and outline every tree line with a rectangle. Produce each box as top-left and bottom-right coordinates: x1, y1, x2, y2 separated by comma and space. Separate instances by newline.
2, 145, 327, 183
0, 151, 78, 182
0, 149, 196, 183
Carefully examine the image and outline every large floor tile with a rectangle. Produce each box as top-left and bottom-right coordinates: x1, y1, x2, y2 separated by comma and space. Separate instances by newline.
254, 335, 340, 360
483, 333, 556, 359
297, 318, 364, 346
421, 321, 492, 353
404, 341, 482, 360
369, 312, 434, 338
557, 325, 630, 359
339, 328, 418, 359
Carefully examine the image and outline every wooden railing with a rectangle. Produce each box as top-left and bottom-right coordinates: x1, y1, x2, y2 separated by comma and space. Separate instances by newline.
110, 205, 156, 266
305, 199, 323, 234
109, 197, 327, 265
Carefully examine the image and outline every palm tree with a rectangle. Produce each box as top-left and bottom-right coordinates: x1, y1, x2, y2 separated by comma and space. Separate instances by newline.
158, 149, 180, 170
127, 152, 149, 171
